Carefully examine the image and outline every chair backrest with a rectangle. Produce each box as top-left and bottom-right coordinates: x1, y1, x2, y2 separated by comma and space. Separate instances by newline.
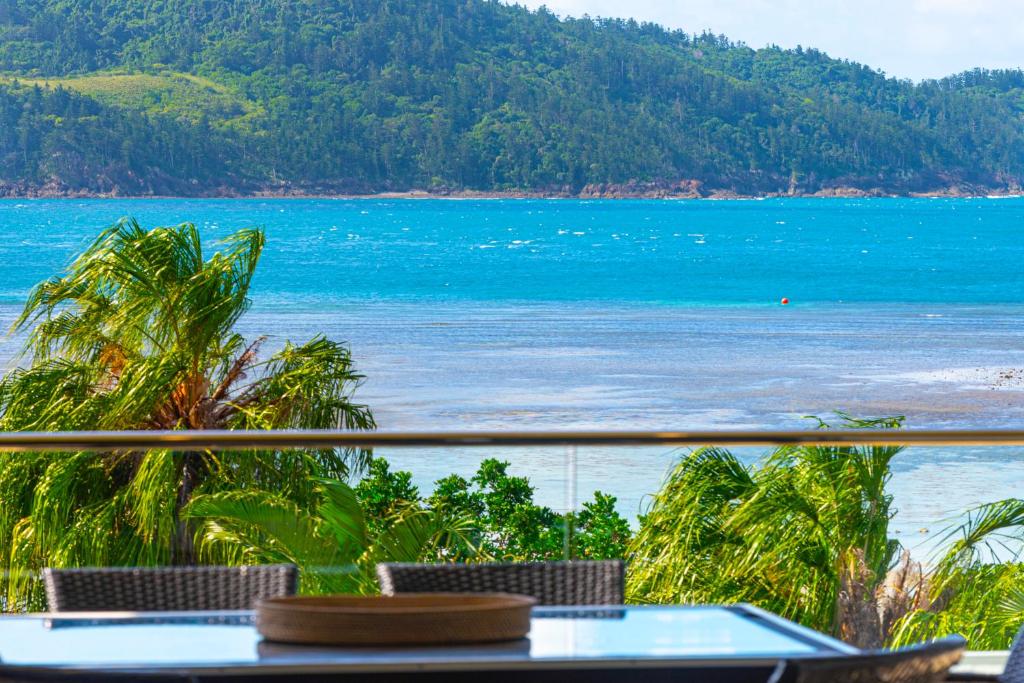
1001, 623, 1024, 683
43, 565, 298, 612
774, 635, 966, 683
376, 560, 625, 606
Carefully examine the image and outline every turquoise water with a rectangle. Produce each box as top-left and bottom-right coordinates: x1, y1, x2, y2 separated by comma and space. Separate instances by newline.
2, 197, 1023, 305
1, 197, 1023, 545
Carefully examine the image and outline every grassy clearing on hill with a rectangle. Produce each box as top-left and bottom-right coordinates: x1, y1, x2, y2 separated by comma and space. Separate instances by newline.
0, 70, 261, 127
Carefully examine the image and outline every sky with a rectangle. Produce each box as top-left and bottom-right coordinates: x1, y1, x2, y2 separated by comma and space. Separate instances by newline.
517, 0, 1024, 81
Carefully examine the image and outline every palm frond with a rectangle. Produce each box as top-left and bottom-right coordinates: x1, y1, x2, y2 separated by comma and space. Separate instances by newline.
314, 478, 369, 554
186, 491, 338, 569
936, 499, 1024, 570
628, 415, 908, 647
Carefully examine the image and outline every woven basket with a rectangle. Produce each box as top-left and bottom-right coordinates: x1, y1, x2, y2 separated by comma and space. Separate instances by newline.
256, 593, 537, 646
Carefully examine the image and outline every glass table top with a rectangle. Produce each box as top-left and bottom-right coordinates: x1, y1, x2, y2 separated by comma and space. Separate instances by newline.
0, 605, 845, 672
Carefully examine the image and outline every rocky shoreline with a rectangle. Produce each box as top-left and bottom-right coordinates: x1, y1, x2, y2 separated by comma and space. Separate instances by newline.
1, 179, 1021, 200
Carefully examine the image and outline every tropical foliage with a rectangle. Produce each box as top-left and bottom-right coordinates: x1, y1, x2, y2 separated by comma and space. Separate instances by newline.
427, 458, 632, 562
188, 476, 482, 595
891, 500, 1024, 650
626, 415, 932, 648
1, 1, 1024, 196
185, 456, 631, 594
360, 457, 632, 562
0, 219, 374, 608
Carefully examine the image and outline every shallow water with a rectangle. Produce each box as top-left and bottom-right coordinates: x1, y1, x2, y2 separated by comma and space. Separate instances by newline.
1, 198, 1023, 553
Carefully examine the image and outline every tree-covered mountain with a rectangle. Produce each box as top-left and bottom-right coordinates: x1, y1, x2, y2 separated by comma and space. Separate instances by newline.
0, 0, 1022, 197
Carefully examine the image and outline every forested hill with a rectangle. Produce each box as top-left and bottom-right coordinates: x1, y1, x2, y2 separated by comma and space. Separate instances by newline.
1, 0, 1023, 197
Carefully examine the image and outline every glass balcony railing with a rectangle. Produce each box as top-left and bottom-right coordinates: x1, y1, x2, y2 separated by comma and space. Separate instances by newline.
1, 428, 1022, 678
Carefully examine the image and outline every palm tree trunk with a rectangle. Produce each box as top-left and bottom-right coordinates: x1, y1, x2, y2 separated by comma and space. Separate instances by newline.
173, 451, 204, 565
835, 550, 884, 648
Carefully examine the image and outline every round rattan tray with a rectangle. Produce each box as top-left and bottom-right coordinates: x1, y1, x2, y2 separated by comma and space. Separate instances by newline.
256, 593, 537, 645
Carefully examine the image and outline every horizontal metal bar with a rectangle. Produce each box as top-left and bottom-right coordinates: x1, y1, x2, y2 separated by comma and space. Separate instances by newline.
0, 429, 1023, 452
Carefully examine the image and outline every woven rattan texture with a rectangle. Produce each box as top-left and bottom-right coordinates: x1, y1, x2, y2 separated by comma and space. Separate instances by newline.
257, 594, 535, 645
775, 636, 965, 683
1001, 624, 1024, 683
43, 564, 298, 612
376, 560, 625, 606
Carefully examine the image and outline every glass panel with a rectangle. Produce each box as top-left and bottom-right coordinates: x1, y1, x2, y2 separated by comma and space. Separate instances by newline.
2, 438, 1023, 655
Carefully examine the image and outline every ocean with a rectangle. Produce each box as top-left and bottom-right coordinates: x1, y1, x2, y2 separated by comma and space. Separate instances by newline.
1, 197, 1023, 551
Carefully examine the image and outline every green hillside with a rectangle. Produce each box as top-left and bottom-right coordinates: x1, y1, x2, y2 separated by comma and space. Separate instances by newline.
0, 0, 1022, 196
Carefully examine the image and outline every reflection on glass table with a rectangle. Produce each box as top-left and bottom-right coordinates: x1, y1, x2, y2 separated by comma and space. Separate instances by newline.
0, 605, 857, 681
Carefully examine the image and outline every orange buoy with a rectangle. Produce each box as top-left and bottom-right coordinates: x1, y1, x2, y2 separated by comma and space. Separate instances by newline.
781, 298, 790, 305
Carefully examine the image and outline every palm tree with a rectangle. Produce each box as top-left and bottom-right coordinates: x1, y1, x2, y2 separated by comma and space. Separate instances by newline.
627, 415, 931, 648
0, 219, 374, 608
187, 478, 485, 595
890, 499, 1024, 650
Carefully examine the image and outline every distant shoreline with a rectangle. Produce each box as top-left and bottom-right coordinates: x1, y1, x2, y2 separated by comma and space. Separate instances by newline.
1, 186, 1022, 200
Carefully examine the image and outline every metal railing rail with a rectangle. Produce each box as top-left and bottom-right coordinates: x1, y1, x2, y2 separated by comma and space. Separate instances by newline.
0, 428, 1024, 451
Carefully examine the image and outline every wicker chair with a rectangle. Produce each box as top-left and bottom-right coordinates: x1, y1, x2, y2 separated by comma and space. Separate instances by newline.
43, 565, 298, 612
771, 635, 966, 683
376, 560, 625, 606
1001, 623, 1024, 682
